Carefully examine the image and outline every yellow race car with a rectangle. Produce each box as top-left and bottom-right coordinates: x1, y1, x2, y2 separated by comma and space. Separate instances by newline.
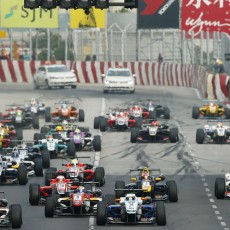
192, 100, 230, 119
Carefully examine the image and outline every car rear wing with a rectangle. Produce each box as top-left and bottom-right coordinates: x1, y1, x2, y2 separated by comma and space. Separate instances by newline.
130, 169, 161, 172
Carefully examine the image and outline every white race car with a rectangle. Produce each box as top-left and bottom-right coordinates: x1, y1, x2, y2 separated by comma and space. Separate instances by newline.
215, 173, 230, 199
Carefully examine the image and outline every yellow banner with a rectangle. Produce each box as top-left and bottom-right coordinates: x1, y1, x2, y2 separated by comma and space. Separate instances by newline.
0, 0, 58, 28
70, 8, 106, 29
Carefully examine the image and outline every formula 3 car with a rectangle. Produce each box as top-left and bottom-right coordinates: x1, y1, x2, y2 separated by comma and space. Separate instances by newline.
96, 190, 166, 226
46, 157, 105, 186
196, 120, 230, 144
33, 132, 76, 158
45, 181, 103, 217
45, 100, 84, 122
130, 119, 179, 143
94, 107, 141, 132
115, 167, 178, 203
0, 192, 22, 228
215, 173, 230, 199
192, 100, 230, 119
24, 97, 45, 116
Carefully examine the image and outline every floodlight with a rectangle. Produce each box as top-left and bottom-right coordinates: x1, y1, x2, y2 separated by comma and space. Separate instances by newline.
72, 0, 92, 8
124, 0, 138, 9
59, 0, 72, 9
41, 0, 57, 9
95, 0, 109, 9
24, 0, 41, 9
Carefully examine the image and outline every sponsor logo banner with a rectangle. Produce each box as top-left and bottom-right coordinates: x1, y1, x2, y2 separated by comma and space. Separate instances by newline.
0, 0, 58, 28
137, 0, 180, 29
69, 8, 106, 29
181, 0, 230, 37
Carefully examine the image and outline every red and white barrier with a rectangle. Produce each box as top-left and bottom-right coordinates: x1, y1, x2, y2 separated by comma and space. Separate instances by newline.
0, 60, 207, 95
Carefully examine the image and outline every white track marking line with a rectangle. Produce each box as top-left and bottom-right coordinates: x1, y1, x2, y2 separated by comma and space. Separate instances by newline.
194, 88, 201, 99
89, 97, 106, 230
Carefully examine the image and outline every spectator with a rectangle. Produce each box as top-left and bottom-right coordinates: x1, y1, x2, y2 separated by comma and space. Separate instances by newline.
32, 49, 37, 60
213, 57, 219, 74
23, 50, 30, 61
0, 48, 9, 60
217, 59, 225, 74
158, 53, 163, 63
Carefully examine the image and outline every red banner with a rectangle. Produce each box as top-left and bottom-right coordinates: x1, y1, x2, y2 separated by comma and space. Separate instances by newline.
181, 0, 230, 37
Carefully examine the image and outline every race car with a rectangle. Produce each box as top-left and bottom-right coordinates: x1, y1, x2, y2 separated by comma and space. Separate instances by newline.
40, 123, 101, 152
33, 132, 76, 158
0, 124, 23, 149
192, 100, 230, 119
196, 120, 230, 144
94, 108, 140, 132
2, 104, 39, 129
24, 97, 45, 116
96, 190, 166, 226
114, 167, 178, 203
0, 192, 22, 228
215, 173, 230, 199
45, 157, 105, 186
129, 101, 170, 120
44, 181, 103, 217
1, 146, 44, 177
130, 119, 179, 143
44, 100, 85, 122
0, 154, 28, 185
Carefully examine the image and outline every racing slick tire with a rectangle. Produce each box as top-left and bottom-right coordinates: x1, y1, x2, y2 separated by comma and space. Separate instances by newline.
166, 180, 178, 202
94, 167, 105, 186
34, 158, 43, 177
67, 141, 76, 157
93, 135, 101, 151
130, 128, 139, 143
215, 178, 225, 199
99, 117, 107, 132
40, 126, 50, 134
33, 133, 46, 144
96, 201, 107, 226
71, 85, 77, 89
169, 128, 179, 143
18, 165, 28, 185
148, 111, 156, 119
29, 183, 40, 205
45, 107, 51, 122
16, 128, 23, 140
224, 108, 230, 119
42, 149, 50, 169
115, 180, 125, 198
192, 106, 200, 119
78, 109, 85, 122
103, 194, 115, 205
196, 129, 205, 144
32, 115, 39, 129
94, 116, 100, 129
10, 204, 22, 229
45, 168, 57, 186
163, 107, 170, 119
45, 197, 55, 218
156, 201, 166, 226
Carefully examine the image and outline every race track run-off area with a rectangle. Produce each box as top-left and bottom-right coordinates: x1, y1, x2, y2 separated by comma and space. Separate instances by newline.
0, 83, 230, 230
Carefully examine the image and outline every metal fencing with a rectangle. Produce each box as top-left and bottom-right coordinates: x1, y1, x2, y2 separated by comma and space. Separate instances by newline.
0, 27, 228, 68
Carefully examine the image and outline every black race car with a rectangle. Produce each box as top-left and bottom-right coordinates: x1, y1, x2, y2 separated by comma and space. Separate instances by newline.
130, 119, 179, 143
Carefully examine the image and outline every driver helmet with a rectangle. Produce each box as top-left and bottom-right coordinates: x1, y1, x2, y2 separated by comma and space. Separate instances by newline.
47, 135, 53, 142
142, 167, 150, 178
62, 120, 68, 128
0, 199, 8, 207
217, 122, 223, 127
56, 175, 65, 183
71, 158, 78, 166
151, 120, 158, 126
77, 185, 84, 193
120, 112, 124, 116
62, 104, 67, 110
75, 128, 81, 134
225, 173, 230, 181
31, 98, 36, 105
56, 126, 63, 133
12, 149, 19, 158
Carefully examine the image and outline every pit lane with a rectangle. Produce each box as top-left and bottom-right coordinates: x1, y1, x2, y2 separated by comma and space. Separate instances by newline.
0, 83, 229, 230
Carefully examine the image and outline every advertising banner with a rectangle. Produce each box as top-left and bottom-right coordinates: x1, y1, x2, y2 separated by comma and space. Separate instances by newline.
137, 0, 180, 29
0, 0, 58, 28
181, 0, 230, 37
70, 8, 106, 29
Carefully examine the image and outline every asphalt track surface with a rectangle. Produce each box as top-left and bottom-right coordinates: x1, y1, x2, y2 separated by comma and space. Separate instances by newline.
0, 83, 230, 230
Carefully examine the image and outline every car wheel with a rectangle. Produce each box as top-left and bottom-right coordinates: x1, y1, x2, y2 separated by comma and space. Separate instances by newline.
45, 80, 52, 90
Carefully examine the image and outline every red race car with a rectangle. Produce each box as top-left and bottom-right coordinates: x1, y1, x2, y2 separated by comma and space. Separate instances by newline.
94, 108, 141, 132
